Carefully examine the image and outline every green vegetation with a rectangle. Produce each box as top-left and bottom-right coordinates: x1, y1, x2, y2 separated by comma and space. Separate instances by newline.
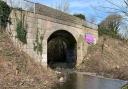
98, 14, 122, 39
122, 84, 128, 89
98, 27, 120, 39
73, 14, 86, 20
16, 20, 27, 44
15, 10, 27, 44
0, 0, 11, 31
33, 29, 43, 55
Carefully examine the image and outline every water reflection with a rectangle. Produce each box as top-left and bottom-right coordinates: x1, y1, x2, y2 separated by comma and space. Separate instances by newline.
52, 72, 127, 89
53, 73, 77, 89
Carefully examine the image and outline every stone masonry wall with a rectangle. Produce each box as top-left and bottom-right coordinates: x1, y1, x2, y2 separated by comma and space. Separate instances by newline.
6, 9, 98, 68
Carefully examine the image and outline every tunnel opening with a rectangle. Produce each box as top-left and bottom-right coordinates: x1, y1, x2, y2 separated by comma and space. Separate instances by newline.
47, 30, 77, 69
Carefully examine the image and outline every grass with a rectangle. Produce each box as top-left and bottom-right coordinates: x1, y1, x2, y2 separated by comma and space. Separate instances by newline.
77, 36, 128, 80
0, 31, 56, 89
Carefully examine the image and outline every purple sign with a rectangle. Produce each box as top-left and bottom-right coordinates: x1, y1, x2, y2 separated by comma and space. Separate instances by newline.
85, 33, 96, 44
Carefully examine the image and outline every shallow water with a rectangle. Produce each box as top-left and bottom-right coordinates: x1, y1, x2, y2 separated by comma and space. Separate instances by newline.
52, 72, 127, 89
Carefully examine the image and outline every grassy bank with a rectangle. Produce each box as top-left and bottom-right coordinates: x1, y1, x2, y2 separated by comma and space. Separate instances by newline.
0, 31, 57, 89
77, 36, 128, 80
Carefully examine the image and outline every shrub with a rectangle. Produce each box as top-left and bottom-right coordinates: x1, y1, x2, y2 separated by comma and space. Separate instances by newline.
98, 27, 120, 39
33, 29, 43, 55
16, 20, 27, 44
15, 9, 27, 44
122, 84, 128, 89
0, 0, 11, 30
73, 14, 86, 20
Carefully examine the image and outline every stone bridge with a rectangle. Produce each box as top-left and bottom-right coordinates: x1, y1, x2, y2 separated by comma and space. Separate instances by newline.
6, 2, 98, 68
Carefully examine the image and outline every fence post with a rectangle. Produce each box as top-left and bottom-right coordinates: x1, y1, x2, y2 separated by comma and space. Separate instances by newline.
34, 2, 36, 14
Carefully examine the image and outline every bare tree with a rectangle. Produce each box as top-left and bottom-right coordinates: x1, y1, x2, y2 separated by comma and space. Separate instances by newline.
99, 0, 128, 39
105, 0, 128, 16
98, 14, 122, 53
99, 14, 122, 37
5, 0, 34, 12
54, 0, 70, 13
89, 16, 97, 23
118, 18, 128, 40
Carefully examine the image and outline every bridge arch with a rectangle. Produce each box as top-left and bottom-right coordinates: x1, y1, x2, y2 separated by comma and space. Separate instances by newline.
47, 30, 77, 68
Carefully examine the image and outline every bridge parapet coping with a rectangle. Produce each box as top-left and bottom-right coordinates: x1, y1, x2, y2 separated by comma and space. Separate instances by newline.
35, 3, 98, 30
35, 3, 83, 25
4, 0, 98, 30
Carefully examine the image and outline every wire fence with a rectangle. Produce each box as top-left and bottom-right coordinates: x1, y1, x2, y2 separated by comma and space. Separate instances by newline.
5, 0, 35, 13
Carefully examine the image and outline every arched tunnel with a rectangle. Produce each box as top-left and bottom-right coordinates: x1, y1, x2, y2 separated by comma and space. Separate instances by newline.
47, 30, 77, 69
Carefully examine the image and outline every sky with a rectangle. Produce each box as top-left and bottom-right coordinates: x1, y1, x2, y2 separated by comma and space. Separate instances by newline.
29, 0, 124, 24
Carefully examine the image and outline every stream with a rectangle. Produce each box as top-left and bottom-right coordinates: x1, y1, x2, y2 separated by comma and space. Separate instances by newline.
52, 70, 127, 89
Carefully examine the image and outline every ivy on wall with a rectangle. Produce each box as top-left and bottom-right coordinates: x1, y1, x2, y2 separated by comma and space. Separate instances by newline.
33, 29, 43, 55
15, 9, 27, 44
0, 0, 11, 31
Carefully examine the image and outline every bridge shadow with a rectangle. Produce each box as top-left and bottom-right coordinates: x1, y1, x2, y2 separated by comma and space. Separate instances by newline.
47, 30, 77, 69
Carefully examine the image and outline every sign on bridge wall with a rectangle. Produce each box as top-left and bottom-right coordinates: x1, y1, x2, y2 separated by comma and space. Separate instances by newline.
85, 33, 96, 45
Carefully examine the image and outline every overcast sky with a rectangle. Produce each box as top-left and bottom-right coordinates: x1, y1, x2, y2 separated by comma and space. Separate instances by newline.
31, 0, 124, 24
